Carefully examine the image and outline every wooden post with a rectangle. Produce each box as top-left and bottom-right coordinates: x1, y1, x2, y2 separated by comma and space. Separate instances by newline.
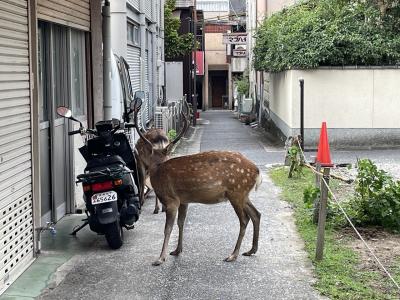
316, 167, 330, 261
313, 162, 321, 224
288, 161, 295, 178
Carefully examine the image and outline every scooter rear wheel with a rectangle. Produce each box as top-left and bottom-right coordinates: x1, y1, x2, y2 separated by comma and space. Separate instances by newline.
104, 220, 123, 249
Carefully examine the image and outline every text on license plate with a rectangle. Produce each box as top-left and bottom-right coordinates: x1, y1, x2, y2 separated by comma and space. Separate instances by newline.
91, 191, 118, 205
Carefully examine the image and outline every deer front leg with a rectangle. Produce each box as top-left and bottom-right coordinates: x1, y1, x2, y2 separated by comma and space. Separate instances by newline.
243, 201, 261, 256
153, 205, 178, 266
170, 204, 188, 256
225, 202, 250, 262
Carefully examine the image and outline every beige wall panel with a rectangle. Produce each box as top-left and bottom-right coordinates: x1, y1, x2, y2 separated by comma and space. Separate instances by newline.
372, 70, 400, 128
266, 0, 297, 16
38, 0, 90, 31
269, 71, 293, 128
290, 69, 374, 129
205, 51, 226, 66
205, 33, 226, 51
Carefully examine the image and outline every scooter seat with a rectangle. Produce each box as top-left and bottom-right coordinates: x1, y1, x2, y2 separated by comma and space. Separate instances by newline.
85, 155, 126, 171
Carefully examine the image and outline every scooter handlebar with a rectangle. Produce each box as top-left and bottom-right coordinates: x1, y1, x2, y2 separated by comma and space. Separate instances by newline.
124, 123, 135, 129
68, 129, 81, 136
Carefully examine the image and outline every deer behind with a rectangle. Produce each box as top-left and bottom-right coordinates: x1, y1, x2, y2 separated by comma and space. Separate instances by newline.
135, 128, 168, 214
133, 102, 262, 266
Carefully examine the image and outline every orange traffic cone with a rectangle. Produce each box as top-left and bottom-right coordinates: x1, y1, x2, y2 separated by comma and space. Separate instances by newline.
316, 122, 333, 167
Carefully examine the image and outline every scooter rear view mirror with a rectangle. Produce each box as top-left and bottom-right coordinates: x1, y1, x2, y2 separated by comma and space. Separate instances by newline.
131, 92, 144, 112
57, 106, 72, 118
56, 106, 83, 128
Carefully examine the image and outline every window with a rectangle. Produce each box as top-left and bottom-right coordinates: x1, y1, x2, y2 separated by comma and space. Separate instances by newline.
37, 22, 87, 119
70, 29, 87, 116
127, 22, 140, 46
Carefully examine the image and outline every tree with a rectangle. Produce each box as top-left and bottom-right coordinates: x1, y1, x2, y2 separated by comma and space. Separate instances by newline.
164, 0, 194, 60
253, 0, 400, 72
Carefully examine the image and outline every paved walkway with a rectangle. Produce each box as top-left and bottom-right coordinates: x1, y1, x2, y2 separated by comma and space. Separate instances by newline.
2, 111, 324, 300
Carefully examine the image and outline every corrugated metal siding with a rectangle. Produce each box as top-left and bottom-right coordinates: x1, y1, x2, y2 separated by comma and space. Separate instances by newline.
127, 45, 141, 93
0, 0, 34, 291
37, 0, 90, 31
145, 0, 152, 20
127, 0, 140, 11
196, 0, 229, 12
144, 51, 149, 124
175, 0, 194, 7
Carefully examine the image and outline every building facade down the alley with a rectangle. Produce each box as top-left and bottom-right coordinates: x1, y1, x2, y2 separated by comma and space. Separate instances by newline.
0, 0, 104, 293
198, 0, 246, 110
111, 0, 165, 128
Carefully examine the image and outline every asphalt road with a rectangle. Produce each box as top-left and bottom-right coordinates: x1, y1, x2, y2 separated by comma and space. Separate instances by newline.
38, 111, 324, 300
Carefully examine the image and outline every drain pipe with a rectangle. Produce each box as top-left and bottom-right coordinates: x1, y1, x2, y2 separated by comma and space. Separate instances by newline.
103, 0, 112, 120
34, 222, 57, 256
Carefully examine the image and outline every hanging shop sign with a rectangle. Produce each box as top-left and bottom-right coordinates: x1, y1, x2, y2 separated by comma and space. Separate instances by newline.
222, 33, 248, 45
233, 49, 247, 57
193, 51, 204, 76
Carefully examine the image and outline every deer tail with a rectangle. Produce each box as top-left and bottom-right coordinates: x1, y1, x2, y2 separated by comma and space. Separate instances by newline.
254, 171, 262, 191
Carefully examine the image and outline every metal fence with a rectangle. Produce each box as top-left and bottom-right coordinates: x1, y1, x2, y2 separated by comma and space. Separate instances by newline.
154, 96, 189, 135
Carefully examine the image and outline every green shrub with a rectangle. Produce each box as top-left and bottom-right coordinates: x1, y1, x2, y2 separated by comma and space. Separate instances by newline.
352, 159, 400, 230
167, 129, 177, 141
254, 0, 400, 72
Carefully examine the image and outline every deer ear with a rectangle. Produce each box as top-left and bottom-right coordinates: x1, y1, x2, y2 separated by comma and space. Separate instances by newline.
163, 147, 170, 155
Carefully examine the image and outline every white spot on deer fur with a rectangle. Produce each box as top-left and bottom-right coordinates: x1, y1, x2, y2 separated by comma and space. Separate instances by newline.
243, 179, 247, 183
247, 173, 250, 177
230, 164, 235, 169
237, 158, 241, 163
236, 168, 240, 172
209, 176, 213, 180
241, 169, 244, 173
238, 184, 241, 188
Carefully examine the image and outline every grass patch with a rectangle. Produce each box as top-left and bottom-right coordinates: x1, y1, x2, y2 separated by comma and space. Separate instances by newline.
269, 167, 399, 300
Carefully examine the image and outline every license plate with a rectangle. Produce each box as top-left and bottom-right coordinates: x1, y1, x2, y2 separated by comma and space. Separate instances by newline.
91, 191, 118, 205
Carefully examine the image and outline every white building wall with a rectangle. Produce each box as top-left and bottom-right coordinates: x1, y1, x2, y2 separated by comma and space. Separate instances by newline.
266, 68, 400, 147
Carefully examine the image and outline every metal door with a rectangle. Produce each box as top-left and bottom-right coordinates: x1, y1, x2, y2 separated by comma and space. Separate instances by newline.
38, 22, 71, 223
0, 0, 34, 292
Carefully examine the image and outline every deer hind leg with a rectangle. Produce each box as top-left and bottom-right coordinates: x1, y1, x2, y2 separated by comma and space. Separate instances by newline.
225, 200, 250, 262
153, 197, 160, 214
170, 204, 188, 256
153, 204, 178, 266
242, 200, 261, 256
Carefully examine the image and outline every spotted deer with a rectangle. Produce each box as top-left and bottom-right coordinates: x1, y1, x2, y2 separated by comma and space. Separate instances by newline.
133, 101, 262, 266
135, 128, 169, 214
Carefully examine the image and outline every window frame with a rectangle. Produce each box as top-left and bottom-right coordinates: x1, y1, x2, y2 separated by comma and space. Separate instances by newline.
127, 21, 140, 47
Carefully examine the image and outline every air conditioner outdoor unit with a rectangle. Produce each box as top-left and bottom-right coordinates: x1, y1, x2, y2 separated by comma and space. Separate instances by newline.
241, 98, 253, 114
155, 106, 170, 133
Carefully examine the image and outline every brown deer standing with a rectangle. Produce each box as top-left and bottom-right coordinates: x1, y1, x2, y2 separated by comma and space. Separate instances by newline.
135, 128, 169, 214
133, 100, 262, 266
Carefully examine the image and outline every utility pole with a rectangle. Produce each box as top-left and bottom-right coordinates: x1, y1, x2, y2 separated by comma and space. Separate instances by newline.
192, 2, 197, 126
103, 0, 112, 120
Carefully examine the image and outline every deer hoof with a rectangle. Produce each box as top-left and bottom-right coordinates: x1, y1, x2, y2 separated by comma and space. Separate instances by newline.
170, 249, 182, 256
153, 208, 159, 214
224, 255, 238, 262
242, 249, 257, 256
152, 259, 164, 266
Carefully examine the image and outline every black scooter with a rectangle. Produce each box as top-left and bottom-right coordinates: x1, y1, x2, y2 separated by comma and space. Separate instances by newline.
56, 105, 142, 249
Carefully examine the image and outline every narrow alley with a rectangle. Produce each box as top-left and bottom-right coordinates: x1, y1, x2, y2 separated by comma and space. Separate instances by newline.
18, 111, 324, 300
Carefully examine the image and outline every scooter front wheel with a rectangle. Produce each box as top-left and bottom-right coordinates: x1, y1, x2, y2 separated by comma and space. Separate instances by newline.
104, 220, 123, 249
